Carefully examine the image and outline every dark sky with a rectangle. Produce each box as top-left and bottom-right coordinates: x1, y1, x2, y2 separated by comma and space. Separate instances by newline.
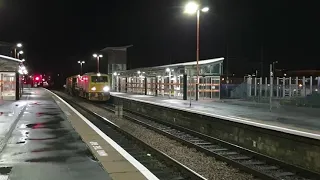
0, 0, 319, 77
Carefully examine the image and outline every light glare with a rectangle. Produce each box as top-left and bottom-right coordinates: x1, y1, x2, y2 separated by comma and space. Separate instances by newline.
103, 86, 110, 92
93, 54, 97, 58
184, 2, 199, 14
201, 7, 209, 12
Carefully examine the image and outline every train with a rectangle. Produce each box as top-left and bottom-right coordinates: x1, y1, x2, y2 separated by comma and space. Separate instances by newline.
65, 72, 111, 101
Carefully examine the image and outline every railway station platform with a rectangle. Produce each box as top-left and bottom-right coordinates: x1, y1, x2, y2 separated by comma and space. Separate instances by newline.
0, 88, 156, 180
111, 92, 320, 140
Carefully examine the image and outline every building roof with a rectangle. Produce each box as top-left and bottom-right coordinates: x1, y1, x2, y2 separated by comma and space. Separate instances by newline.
286, 70, 320, 76
0, 55, 22, 71
155, 58, 224, 68
0, 41, 14, 47
286, 70, 320, 73
100, 45, 133, 52
116, 57, 224, 77
83, 72, 108, 76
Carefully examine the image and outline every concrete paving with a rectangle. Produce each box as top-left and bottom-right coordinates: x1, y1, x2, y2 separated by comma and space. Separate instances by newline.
111, 92, 320, 136
0, 98, 28, 153
0, 88, 110, 180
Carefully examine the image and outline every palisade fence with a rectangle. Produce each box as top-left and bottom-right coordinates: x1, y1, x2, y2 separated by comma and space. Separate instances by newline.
230, 76, 320, 108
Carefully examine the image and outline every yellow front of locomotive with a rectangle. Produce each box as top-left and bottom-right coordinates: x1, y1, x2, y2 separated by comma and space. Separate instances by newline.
87, 74, 111, 101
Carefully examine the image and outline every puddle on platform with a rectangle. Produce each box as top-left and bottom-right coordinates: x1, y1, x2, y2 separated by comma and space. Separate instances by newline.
25, 156, 68, 162
16, 141, 26, 144
31, 147, 57, 153
26, 123, 45, 129
28, 137, 58, 141
25, 119, 63, 129
15, 137, 28, 144
82, 149, 98, 162
36, 112, 60, 116
0, 167, 12, 175
12, 151, 28, 156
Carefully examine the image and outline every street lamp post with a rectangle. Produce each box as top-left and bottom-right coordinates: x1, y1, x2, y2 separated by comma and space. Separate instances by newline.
14, 43, 22, 58
184, 1, 209, 101
17, 50, 23, 59
272, 61, 278, 77
78, 61, 85, 75
18, 65, 28, 96
93, 54, 103, 73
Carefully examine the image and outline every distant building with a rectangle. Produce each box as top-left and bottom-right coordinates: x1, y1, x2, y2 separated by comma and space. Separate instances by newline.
100, 45, 133, 74
285, 70, 320, 77
0, 41, 13, 57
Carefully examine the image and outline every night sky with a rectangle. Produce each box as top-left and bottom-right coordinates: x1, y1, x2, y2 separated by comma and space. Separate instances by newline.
0, 0, 319, 77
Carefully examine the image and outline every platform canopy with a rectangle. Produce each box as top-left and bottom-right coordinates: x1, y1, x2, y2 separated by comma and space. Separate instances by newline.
0, 55, 23, 71
115, 57, 224, 77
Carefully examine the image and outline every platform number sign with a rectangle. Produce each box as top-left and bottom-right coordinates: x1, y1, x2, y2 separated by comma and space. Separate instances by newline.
89, 141, 108, 156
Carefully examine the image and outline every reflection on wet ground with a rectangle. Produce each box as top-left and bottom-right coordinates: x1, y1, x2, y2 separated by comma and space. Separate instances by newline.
0, 94, 109, 179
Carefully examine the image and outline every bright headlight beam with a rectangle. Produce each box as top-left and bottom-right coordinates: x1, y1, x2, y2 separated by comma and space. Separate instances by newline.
103, 86, 110, 92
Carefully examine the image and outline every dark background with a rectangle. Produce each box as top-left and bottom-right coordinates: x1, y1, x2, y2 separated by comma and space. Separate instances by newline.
0, 0, 319, 77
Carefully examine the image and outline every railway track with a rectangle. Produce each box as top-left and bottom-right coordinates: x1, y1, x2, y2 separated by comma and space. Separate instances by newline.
59, 95, 206, 180
98, 102, 319, 180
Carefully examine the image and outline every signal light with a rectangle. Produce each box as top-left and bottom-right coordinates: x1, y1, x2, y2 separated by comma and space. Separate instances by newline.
35, 77, 39, 81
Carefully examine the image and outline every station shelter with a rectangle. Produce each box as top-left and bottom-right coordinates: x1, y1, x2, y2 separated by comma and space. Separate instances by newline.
112, 58, 224, 100
0, 55, 23, 100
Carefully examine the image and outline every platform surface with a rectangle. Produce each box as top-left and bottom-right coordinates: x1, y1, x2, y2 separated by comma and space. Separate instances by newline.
0, 88, 114, 180
111, 92, 320, 139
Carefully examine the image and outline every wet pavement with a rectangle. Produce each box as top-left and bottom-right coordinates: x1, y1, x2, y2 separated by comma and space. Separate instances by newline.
0, 88, 110, 180
0, 99, 27, 153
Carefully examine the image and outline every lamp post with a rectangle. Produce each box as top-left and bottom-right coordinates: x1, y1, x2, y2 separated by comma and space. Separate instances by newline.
18, 65, 28, 95
272, 61, 278, 77
93, 54, 103, 73
78, 61, 85, 75
13, 43, 22, 58
17, 50, 23, 59
184, 1, 209, 101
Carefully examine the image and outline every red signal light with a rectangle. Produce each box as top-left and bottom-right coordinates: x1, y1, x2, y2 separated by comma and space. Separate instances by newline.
35, 77, 39, 81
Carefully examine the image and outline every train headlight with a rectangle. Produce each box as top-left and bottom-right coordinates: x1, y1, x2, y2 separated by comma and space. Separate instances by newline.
103, 86, 110, 92
91, 87, 96, 91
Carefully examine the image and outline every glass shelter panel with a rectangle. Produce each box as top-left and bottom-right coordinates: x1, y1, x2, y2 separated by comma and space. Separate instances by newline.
0, 72, 16, 100
187, 76, 221, 100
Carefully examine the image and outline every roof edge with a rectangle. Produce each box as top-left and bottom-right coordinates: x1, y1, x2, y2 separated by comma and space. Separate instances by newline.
100, 45, 133, 52
120, 57, 224, 72
0, 55, 23, 63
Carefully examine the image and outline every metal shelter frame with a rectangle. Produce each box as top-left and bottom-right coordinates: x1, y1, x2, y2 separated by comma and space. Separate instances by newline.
112, 57, 224, 100
0, 55, 23, 100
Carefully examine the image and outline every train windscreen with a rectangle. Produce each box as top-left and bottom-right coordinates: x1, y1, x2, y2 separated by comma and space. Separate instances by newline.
91, 76, 108, 83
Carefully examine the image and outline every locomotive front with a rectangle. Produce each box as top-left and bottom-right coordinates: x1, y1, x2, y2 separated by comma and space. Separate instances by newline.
86, 73, 110, 101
